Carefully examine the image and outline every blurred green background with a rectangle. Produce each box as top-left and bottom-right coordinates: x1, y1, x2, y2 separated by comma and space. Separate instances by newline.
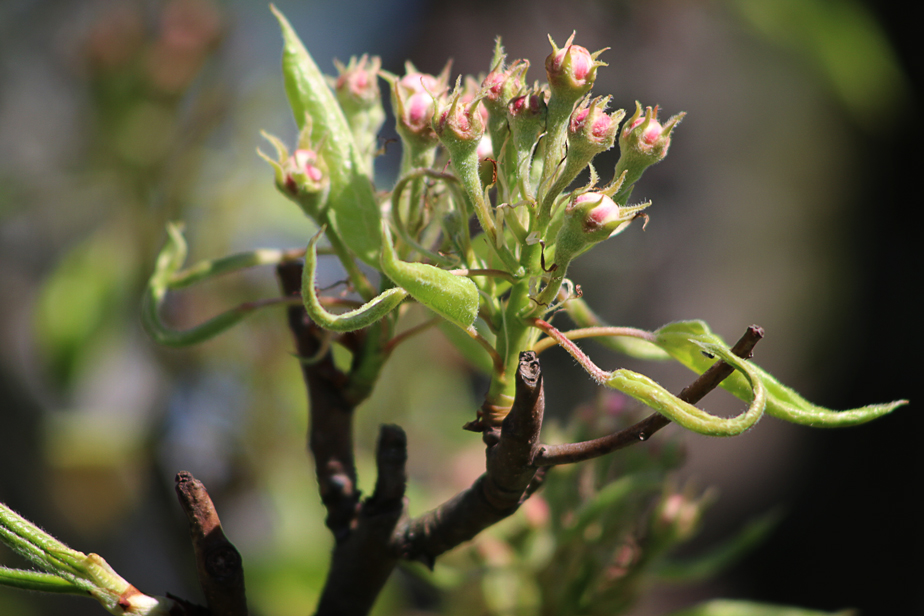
0, 0, 918, 614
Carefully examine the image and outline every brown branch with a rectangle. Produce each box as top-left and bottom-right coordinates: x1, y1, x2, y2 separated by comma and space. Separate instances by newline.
174, 471, 247, 616
315, 425, 408, 616
533, 325, 765, 466
537, 325, 765, 464
277, 261, 359, 543
397, 352, 545, 566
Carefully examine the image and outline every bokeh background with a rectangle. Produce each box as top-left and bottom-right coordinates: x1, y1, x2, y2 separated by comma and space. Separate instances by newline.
0, 0, 919, 614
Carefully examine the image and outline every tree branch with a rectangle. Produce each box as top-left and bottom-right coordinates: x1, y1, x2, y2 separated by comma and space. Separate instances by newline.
315, 425, 408, 616
397, 352, 545, 566
277, 261, 359, 543
532, 325, 764, 466
174, 471, 247, 616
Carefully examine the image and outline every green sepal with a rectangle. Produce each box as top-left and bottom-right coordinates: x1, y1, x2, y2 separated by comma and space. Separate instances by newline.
271, 5, 382, 267
301, 228, 407, 332
655, 320, 909, 427
605, 341, 767, 437
380, 222, 480, 332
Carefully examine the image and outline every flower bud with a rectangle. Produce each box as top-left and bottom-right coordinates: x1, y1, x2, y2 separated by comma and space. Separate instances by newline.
508, 91, 547, 146
481, 58, 528, 119
569, 96, 621, 150
612, 102, 684, 204
332, 55, 385, 169
432, 78, 486, 148
382, 62, 450, 149
652, 487, 714, 543
258, 126, 329, 219
283, 148, 326, 194
545, 33, 607, 102
557, 187, 650, 252
618, 102, 685, 171
333, 54, 381, 109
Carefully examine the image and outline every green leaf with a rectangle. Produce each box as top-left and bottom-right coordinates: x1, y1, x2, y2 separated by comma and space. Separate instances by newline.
142, 224, 286, 347
301, 228, 406, 332
665, 599, 856, 616
655, 321, 909, 427
606, 341, 768, 436
271, 5, 382, 267
380, 222, 480, 331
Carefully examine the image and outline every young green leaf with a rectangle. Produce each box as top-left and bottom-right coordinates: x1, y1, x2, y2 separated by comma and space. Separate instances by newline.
142, 224, 287, 347
605, 341, 767, 436
380, 222, 480, 332
271, 5, 382, 267
655, 321, 909, 427
301, 228, 407, 332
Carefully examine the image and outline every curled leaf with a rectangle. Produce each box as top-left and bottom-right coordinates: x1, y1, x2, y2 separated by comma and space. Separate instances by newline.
142, 224, 290, 347
380, 222, 480, 332
656, 321, 909, 427
605, 341, 767, 437
302, 228, 407, 332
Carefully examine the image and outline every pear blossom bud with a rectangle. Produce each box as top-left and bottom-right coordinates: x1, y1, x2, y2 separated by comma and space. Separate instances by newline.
545, 33, 606, 102
282, 148, 326, 195
432, 82, 486, 148
507, 92, 547, 146
481, 58, 528, 118
333, 54, 381, 109
569, 97, 620, 149
382, 63, 450, 149
332, 55, 385, 171
652, 488, 713, 543
613, 102, 685, 203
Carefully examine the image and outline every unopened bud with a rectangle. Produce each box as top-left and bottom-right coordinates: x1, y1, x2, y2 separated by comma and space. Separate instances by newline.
611, 102, 685, 204
432, 79, 486, 147
283, 148, 326, 195
545, 33, 607, 103
333, 54, 381, 109
482, 58, 529, 118
382, 62, 451, 149
618, 102, 685, 170
569, 97, 620, 149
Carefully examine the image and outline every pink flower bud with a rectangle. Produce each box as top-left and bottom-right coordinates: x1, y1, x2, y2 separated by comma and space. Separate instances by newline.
433, 82, 486, 145
283, 148, 325, 195
619, 102, 685, 163
572, 192, 620, 233
334, 54, 381, 107
569, 97, 620, 148
383, 63, 451, 148
481, 59, 528, 117
545, 33, 606, 100
508, 92, 545, 118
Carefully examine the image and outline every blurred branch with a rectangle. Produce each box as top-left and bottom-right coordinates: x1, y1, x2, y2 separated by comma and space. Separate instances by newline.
174, 471, 247, 616
315, 425, 408, 616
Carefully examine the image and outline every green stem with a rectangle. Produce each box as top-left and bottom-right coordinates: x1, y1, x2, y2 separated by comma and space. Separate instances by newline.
0, 567, 86, 595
